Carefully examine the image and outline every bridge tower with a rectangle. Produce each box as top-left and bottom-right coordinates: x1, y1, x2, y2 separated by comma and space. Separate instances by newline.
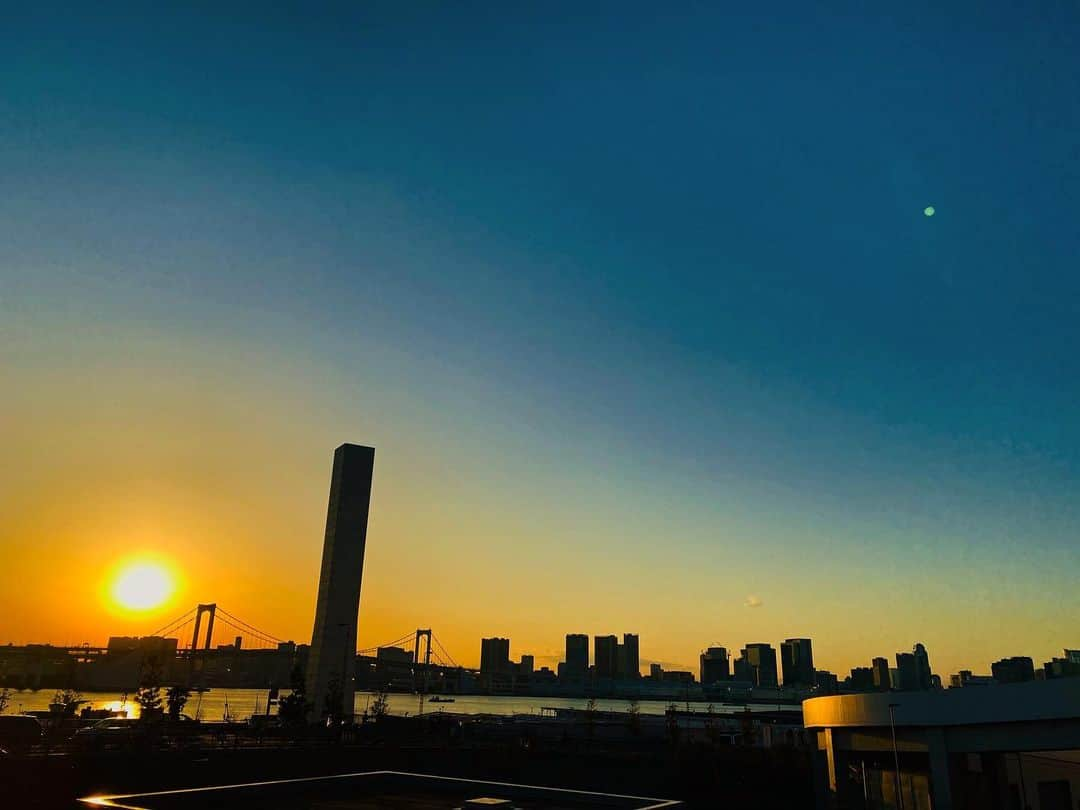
414, 629, 432, 667
190, 603, 217, 650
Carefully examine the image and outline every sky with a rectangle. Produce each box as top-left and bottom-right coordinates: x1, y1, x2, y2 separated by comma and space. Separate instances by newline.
2, 2, 1078, 678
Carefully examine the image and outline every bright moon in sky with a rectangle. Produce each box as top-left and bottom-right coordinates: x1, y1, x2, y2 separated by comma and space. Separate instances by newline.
924, 205, 935, 216
112, 561, 175, 611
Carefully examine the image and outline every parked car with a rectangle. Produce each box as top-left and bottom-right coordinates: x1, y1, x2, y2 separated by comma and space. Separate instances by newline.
0, 715, 44, 753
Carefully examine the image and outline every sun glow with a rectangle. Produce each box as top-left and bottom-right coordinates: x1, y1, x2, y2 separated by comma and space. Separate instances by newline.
111, 561, 175, 611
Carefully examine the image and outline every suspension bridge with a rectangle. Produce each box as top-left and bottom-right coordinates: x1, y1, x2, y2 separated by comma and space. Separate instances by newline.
147, 603, 463, 671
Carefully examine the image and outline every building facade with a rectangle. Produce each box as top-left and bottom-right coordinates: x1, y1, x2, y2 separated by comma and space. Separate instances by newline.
780, 638, 814, 687
700, 647, 730, 685
480, 637, 510, 675
594, 635, 618, 679
565, 634, 589, 677
742, 643, 779, 688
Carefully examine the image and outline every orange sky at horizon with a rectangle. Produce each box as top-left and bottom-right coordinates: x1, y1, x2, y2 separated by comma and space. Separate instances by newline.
2, 317, 1076, 679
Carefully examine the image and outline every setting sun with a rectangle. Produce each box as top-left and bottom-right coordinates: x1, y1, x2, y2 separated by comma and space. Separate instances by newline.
111, 561, 175, 611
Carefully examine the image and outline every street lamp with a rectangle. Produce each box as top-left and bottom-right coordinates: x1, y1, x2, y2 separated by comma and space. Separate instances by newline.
888, 702, 904, 810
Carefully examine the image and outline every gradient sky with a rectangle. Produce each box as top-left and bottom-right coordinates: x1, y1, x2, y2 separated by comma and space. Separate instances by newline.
2, 2, 1078, 678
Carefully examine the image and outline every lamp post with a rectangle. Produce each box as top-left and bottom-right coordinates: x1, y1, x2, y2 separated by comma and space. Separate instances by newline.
888, 702, 904, 810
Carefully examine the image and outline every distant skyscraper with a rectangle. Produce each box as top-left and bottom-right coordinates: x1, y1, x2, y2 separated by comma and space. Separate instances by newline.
742, 643, 779, 688
733, 651, 753, 683
519, 654, 534, 676
594, 635, 618, 679
622, 633, 640, 679
565, 634, 589, 676
306, 444, 376, 721
913, 643, 933, 690
849, 666, 875, 692
700, 647, 730, 685
871, 657, 891, 691
895, 647, 932, 691
780, 638, 814, 687
991, 656, 1035, 684
480, 637, 510, 675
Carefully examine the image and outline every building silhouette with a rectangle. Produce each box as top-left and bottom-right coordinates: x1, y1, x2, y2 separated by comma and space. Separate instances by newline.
871, 656, 891, 691
621, 633, 640, 679
306, 443, 376, 721
896, 643, 934, 691
913, 643, 932, 689
519, 654, 534, 675
594, 635, 618, 679
700, 647, 730, 685
480, 637, 510, 675
895, 652, 917, 690
1043, 649, 1080, 679
780, 638, 814, 687
741, 643, 778, 688
950, 669, 994, 688
565, 634, 589, 677
991, 656, 1035, 684
848, 666, 875, 692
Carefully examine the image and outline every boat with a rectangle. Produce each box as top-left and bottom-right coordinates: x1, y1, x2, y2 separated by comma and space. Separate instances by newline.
428, 696, 456, 703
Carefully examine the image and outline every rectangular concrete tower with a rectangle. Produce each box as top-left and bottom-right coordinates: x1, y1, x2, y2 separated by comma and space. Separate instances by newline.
306, 443, 375, 721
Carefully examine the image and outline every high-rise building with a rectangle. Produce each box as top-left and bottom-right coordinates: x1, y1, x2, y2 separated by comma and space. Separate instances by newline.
913, 643, 933, 690
871, 657, 891, 691
306, 444, 376, 721
780, 638, 814, 687
519, 654, 534, 676
480, 637, 510, 675
895, 645, 934, 691
991, 656, 1035, 684
849, 667, 875, 692
700, 647, 730, 685
895, 652, 917, 690
649, 662, 663, 679
594, 635, 618, 679
622, 633, 640, 679
733, 652, 753, 683
742, 643, 779, 688
565, 634, 589, 676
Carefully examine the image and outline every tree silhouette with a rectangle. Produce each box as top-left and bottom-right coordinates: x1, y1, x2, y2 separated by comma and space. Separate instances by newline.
278, 665, 310, 730
370, 688, 390, 720
52, 688, 83, 717
626, 698, 641, 736
135, 659, 163, 720
166, 686, 189, 721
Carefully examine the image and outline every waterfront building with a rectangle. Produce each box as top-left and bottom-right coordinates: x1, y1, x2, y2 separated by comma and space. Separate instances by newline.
742, 643, 779, 688
780, 638, 814, 687
565, 633, 589, 676
700, 647, 729, 685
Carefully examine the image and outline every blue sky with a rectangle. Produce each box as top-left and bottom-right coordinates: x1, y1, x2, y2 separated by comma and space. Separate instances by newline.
2, 2, 1078, 673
